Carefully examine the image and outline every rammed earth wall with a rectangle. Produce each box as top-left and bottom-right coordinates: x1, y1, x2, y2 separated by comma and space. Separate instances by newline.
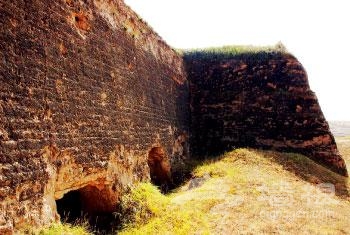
0, 0, 189, 232
0, 0, 347, 233
184, 51, 347, 176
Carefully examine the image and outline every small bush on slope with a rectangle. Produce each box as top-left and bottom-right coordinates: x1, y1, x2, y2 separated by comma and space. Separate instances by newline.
117, 182, 169, 229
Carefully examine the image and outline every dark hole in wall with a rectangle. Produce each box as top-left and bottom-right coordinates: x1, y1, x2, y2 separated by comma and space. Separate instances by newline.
147, 147, 172, 193
56, 186, 120, 234
56, 190, 83, 223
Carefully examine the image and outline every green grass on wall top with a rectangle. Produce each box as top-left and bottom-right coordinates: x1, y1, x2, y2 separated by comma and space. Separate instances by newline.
181, 42, 289, 61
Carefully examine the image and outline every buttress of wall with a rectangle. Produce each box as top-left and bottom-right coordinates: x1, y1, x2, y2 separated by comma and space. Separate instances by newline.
0, 0, 189, 232
184, 51, 347, 177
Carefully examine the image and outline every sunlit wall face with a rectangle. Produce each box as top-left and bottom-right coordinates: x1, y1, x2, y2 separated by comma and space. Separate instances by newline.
125, 0, 350, 120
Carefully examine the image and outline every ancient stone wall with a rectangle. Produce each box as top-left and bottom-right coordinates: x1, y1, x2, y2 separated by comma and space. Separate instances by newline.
184, 51, 347, 176
0, 0, 189, 232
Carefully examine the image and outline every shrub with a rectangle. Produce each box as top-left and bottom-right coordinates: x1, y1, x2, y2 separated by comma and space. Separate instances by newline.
117, 182, 169, 229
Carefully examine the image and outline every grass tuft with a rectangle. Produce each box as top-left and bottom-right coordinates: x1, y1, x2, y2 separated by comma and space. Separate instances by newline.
118, 182, 169, 229
118, 182, 213, 235
25, 222, 91, 235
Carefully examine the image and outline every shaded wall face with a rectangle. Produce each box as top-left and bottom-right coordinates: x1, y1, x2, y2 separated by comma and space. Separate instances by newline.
185, 52, 347, 176
0, 0, 188, 231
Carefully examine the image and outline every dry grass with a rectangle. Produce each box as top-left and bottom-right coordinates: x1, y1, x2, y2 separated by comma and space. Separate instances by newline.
119, 148, 350, 234
336, 136, 350, 168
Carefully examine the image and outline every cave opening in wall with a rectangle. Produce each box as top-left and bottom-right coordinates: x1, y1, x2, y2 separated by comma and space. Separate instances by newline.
148, 147, 172, 192
56, 185, 120, 233
56, 190, 83, 223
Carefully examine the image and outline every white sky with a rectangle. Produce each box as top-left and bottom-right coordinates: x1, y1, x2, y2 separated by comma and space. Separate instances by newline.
125, 0, 350, 121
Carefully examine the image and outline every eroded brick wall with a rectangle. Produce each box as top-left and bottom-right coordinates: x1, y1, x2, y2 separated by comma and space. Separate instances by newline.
0, 0, 188, 232
184, 51, 347, 176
